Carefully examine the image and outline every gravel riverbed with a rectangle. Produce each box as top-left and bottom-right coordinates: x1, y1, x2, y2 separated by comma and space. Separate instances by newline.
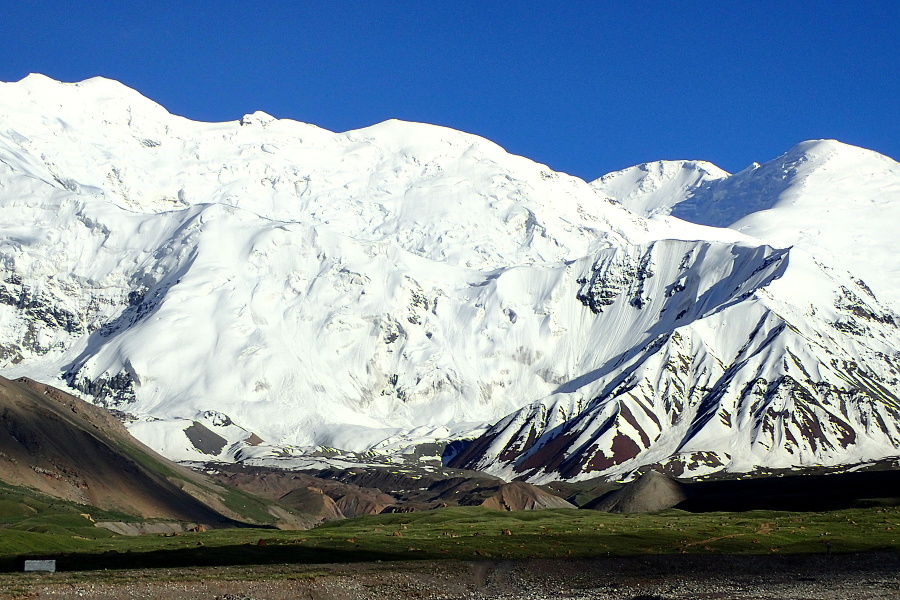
1, 553, 897, 599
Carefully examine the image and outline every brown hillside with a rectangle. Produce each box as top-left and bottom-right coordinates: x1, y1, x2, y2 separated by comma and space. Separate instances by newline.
585, 470, 687, 513
467, 481, 576, 511
277, 487, 345, 521
0, 376, 291, 525
206, 464, 397, 518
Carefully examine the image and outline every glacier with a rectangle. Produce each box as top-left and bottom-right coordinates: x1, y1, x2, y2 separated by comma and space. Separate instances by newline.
0, 74, 898, 481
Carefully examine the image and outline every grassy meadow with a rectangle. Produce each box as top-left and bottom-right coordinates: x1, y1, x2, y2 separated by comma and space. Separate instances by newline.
1, 477, 898, 573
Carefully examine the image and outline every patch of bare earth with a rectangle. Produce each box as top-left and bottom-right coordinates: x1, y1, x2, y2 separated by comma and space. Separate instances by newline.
1, 553, 898, 600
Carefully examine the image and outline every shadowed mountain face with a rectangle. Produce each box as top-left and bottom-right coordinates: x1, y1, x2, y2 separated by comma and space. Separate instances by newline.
675, 468, 900, 513
0, 376, 310, 527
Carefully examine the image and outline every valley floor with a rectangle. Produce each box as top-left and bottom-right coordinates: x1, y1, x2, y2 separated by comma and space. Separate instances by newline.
2, 553, 898, 600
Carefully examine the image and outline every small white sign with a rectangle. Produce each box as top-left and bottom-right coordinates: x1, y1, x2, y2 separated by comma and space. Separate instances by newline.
23, 560, 56, 572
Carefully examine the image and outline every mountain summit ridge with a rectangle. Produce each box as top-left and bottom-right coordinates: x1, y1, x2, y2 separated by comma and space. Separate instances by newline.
597, 138, 900, 308
0, 75, 898, 481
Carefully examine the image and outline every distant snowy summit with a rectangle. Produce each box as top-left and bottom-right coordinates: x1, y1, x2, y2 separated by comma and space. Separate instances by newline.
591, 159, 729, 218
0, 75, 898, 481
593, 140, 900, 307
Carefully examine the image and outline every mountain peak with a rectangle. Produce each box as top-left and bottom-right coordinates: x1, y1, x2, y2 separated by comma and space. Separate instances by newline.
3, 73, 172, 129
0, 75, 898, 482
17, 72, 61, 85
785, 138, 870, 159
14, 73, 150, 98
591, 159, 729, 217
239, 111, 276, 126
610, 138, 900, 306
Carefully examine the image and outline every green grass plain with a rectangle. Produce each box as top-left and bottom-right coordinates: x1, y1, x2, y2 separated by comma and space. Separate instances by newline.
2, 479, 898, 573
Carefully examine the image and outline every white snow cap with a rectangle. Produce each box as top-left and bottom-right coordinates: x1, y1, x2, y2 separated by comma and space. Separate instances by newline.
0, 75, 898, 480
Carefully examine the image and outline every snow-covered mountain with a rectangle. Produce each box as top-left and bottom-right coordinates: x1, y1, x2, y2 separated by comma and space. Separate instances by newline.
0, 74, 898, 481
596, 141, 900, 307
591, 160, 728, 218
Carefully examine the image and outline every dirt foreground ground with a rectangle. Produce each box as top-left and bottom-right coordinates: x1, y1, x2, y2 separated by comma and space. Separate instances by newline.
1, 553, 898, 600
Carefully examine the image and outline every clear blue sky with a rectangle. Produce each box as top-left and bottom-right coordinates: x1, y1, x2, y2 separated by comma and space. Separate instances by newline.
2, 1, 898, 179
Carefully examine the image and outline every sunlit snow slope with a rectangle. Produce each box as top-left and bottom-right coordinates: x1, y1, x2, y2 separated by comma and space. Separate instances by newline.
0, 75, 898, 480
591, 160, 728, 218
595, 142, 900, 307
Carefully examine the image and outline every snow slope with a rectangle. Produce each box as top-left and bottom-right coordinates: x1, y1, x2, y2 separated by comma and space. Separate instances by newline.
598, 141, 900, 307
0, 74, 653, 458
591, 160, 728, 217
451, 240, 900, 481
0, 74, 898, 480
